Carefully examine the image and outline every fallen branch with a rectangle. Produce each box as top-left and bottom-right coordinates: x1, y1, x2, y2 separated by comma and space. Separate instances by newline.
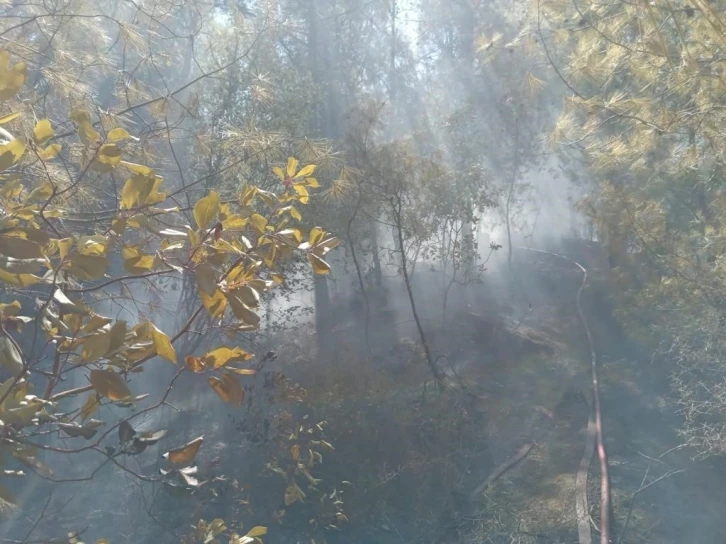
470, 441, 535, 499
471, 407, 555, 499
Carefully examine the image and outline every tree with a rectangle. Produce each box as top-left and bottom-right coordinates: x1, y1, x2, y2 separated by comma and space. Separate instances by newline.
0, 47, 339, 541
539, 0, 726, 460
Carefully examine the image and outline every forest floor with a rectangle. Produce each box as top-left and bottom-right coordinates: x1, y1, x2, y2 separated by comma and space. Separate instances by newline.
104, 244, 726, 544
321, 246, 726, 543
443, 251, 726, 544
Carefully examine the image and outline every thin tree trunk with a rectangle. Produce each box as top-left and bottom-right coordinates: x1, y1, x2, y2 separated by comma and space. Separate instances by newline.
506, 117, 521, 273
392, 195, 444, 385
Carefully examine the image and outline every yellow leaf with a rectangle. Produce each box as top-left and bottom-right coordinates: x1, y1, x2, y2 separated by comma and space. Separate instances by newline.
284, 482, 306, 505
222, 215, 248, 231
202, 346, 253, 369
290, 206, 302, 221
38, 144, 61, 160
149, 323, 176, 364
305, 177, 320, 188
246, 527, 268, 538
0, 51, 26, 100
33, 119, 54, 145
194, 190, 220, 230
286, 157, 299, 178
25, 180, 54, 203
0, 139, 25, 172
292, 183, 309, 204
94, 143, 122, 170
80, 393, 100, 422
291, 444, 300, 460
309, 227, 324, 246
122, 245, 158, 274
120, 174, 155, 209
0, 268, 40, 287
200, 289, 227, 319
296, 164, 316, 178
277, 228, 302, 247
163, 436, 203, 465
107, 127, 131, 142
249, 213, 268, 234
308, 253, 331, 275
0, 111, 20, 125
119, 161, 154, 177
89, 369, 132, 401
208, 373, 244, 405
273, 166, 285, 181
271, 273, 284, 285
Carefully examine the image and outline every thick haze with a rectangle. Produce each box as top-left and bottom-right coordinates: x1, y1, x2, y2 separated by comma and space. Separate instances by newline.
0, 1, 721, 543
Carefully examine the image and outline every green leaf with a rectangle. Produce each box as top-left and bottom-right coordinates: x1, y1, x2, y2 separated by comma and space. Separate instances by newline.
80, 331, 112, 362
194, 190, 220, 230
233, 285, 260, 309
58, 420, 104, 439
225, 293, 261, 328
0, 335, 23, 376
89, 369, 132, 401
308, 252, 331, 275
195, 263, 218, 295
80, 393, 99, 422
66, 253, 108, 280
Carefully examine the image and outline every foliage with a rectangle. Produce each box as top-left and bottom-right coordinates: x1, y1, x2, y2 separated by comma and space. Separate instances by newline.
0, 51, 338, 538
540, 0, 726, 455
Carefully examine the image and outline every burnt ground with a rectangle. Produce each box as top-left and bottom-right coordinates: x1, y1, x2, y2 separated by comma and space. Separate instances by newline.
319, 244, 726, 543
